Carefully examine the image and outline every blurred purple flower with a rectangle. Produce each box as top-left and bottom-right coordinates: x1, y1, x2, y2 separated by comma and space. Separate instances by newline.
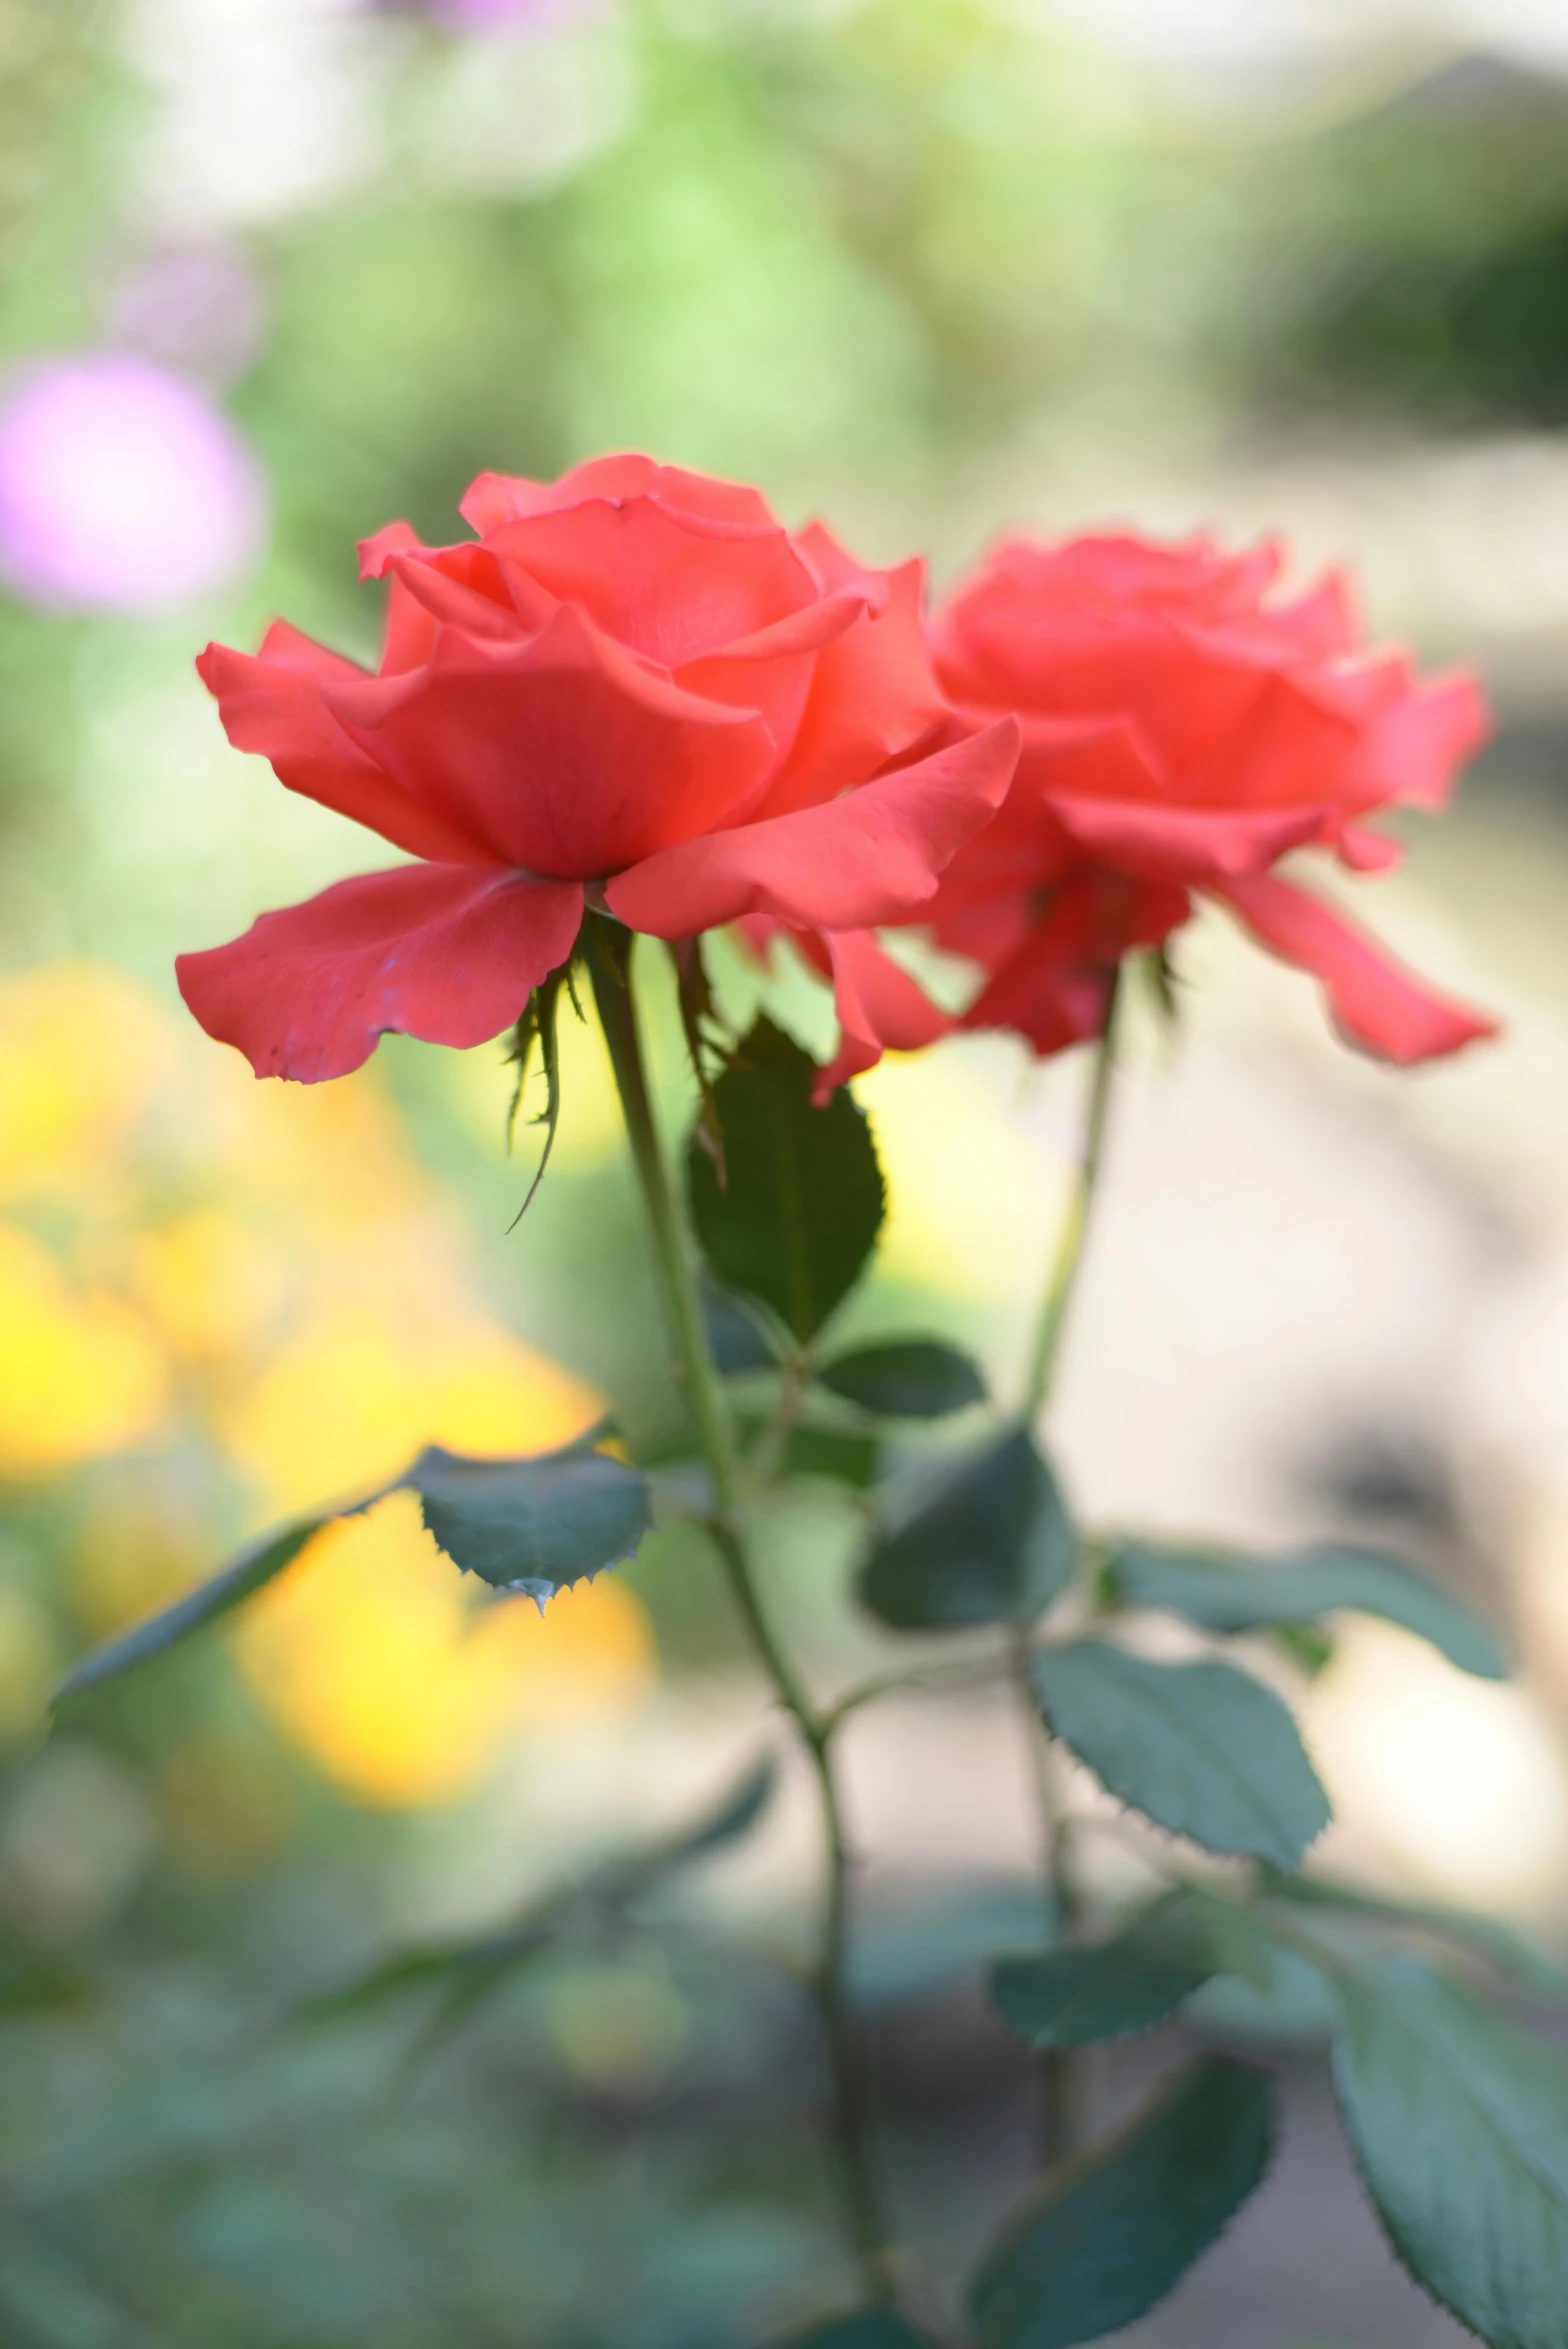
0, 356, 267, 615
417, 0, 596, 27
108, 246, 270, 389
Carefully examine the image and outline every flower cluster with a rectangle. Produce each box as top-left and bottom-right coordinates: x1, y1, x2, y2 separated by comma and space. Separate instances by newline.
179, 454, 1495, 1086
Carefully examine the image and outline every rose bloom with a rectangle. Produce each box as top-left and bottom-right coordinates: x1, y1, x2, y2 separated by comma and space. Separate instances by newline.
178, 455, 1018, 1082
889, 530, 1495, 1067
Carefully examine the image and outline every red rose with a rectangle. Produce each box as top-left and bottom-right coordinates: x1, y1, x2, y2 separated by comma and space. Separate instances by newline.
897, 529, 1495, 1065
177, 454, 1018, 1081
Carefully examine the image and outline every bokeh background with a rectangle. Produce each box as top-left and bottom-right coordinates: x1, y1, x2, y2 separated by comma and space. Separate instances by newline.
2, 2, 1568, 2342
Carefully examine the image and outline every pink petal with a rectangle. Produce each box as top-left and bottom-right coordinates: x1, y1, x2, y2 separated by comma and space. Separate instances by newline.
196, 635, 495, 868
382, 552, 530, 643
1337, 825, 1403, 874
961, 872, 1188, 1055
758, 554, 946, 815
1360, 669, 1490, 812
460, 458, 778, 536
1048, 791, 1327, 883
812, 928, 952, 1096
322, 603, 776, 879
1215, 871, 1498, 1064
674, 586, 874, 790
605, 717, 1020, 938
357, 520, 422, 581
483, 494, 817, 669
1272, 568, 1359, 658
176, 864, 584, 1082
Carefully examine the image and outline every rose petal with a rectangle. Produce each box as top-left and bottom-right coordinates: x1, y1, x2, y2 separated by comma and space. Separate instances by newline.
1047, 790, 1328, 883
484, 495, 817, 669
196, 633, 495, 867
917, 714, 1107, 925
176, 864, 584, 1083
357, 520, 422, 582
360, 530, 549, 655
1215, 871, 1498, 1064
460, 457, 778, 536
811, 928, 952, 1097
679, 582, 871, 674
1338, 825, 1403, 874
1272, 568, 1359, 658
323, 602, 776, 879
382, 551, 529, 643
961, 871, 1188, 1055
759, 553, 946, 815
1182, 664, 1362, 811
673, 585, 873, 788
1360, 669, 1490, 812
605, 717, 1020, 937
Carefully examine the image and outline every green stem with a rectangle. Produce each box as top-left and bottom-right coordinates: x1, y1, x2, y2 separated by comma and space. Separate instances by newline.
588, 924, 741, 1518
1021, 966, 1123, 1422
747, 1348, 812, 1487
586, 923, 897, 2299
1015, 970, 1124, 2165
823, 1649, 1013, 1738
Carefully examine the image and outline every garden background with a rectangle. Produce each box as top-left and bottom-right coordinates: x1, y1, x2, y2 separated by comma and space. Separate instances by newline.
2, 2, 1568, 2340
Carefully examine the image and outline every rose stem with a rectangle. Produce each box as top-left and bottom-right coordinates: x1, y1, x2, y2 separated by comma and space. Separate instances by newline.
587, 919, 898, 2303
1021, 964, 1122, 1425
1014, 962, 1123, 2167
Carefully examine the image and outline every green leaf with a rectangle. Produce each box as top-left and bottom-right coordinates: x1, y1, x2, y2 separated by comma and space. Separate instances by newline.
860, 1427, 1076, 1630
686, 1017, 884, 1345
816, 1339, 986, 1419
1331, 1957, 1568, 2349
52, 1517, 326, 1707
1183, 1940, 1341, 2046
1268, 1871, 1568, 2002
640, 1750, 777, 1876
303, 1752, 777, 2026
971, 2057, 1274, 2348
853, 1884, 1061, 2008
703, 1282, 778, 1373
774, 2316, 938, 2349
991, 1893, 1228, 2049
1031, 1640, 1331, 1870
298, 1920, 557, 2028
409, 1440, 652, 1602
1112, 1540, 1505, 1680
54, 1429, 651, 1705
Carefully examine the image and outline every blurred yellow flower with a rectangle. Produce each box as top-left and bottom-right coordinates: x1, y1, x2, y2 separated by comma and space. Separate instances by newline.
222, 1298, 605, 1517
132, 1209, 286, 1364
0, 1225, 170, 1476
239, 1494, 654, 1807
204, 1052, 429, 1240
0, 962, 173, 1199
0, 952, 655, 1808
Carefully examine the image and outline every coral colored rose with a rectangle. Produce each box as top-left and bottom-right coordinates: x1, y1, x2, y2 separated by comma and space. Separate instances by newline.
867, 529, 1493, 1068
177, 454, 1019, 1082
